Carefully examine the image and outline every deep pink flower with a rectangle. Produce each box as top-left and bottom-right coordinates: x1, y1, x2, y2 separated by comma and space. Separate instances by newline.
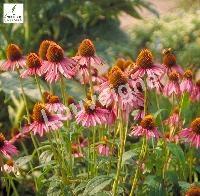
130, 115, 159, 139
0, 133, 18, 158
21, 53, 44, 78
180, 70, 194, 93
163, 71, 181, 97
180, 117, 200, 148
40, 43, 76, 83
98, 67, 143, 112
76, 99, 108, 127
1, 44, 26, 71
26, 103, 67, 137
162, 48, 184, 75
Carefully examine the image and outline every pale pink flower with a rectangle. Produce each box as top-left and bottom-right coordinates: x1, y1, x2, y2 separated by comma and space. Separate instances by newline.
98, 144, 110, 156
190, 80, 200, 102
0, 159, 18, 174
131, 49, 164, 90
76, 100, 108, 127
71, 144, 83, 158
0, 133, 18, 158
73, 39, 104, 84
180, 117, 200, 148
130, 115, 159, 139
162, 48, 184, 75
26, 103, 67, 137
164, 132, 179, 143
1, 44, 26, 71
40, 43, 76, 83
164, 107, 182, 128
180, 70, 194, 93
21, 53, 44, 78
163, 71, 181, 97
133, 107, 145, 121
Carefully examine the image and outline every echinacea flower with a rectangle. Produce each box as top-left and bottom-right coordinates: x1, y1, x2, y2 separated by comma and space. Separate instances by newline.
40, 43, 76, 83
133, 106, 145, 121
130, 49, 164, 90
98, 136, 111, 156
164, 107, 182, 128
38, 40, 55, 60
1, 44, 26, 71
130, 115, 159, 139
180, 117, 200, 148
162, 48, 184, 75
26, 103, 67, 137
76, 99, 108, 127
0, 133, 18, 158
163, 71, 181, 97
164, 132, 179, 143
98, 66, 143, 112
77, 136, 88, 148
115, 58, 134, 74
185, 185, 200, 196
190, 80, 200, 102
180, 70, 194, 93
71, 144, 83, 158
73, 39, 105, 84
21, 53, 44, 78
43, 92, 71, 116
1, 159, 18, 174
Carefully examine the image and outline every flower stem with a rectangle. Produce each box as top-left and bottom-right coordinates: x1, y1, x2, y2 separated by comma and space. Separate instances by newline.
112, 110, 126, 195
34, 75, 44, 102
129, 137, 147, 196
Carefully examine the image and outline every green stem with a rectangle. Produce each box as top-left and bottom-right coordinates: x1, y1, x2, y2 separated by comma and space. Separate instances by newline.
34, 75, 43, 102
112, 110, 126, 195
129, 138, 146, 196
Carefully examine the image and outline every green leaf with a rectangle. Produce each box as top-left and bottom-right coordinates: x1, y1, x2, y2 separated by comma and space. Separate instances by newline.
122, 150, 137, 165
15, 155, 32, 167
167, 143, 186, 169
153, 109, 166, 119
47, 180, 61, 196
83, 175, 113, 196
39, 150, 53, 165
178, 181, 190, 192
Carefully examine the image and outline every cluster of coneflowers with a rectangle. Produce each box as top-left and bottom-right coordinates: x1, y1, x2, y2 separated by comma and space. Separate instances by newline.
0, 39, 199, 195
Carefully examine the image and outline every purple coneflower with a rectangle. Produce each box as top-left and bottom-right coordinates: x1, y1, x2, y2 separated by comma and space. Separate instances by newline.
0, 159, 18, 174
21, 53, 44, 78
1, 44, 26, 71
0, 133, 18, 158
163, 71, 181, 97
76, 99, 108, 127
164, 107, 182, 128
180, 69, 194, 93
130, 49, 164, 91
98, 136, 111, 156
162, 48, 184, 75
180, 117, 200, 148
130, 115, 159, 139
25, 103, 67, 137
71, 144, 83, 158
40, 43, 76, 83
190, 79, 200, 102
185, 185, 200, 196
98, 66, 143, 111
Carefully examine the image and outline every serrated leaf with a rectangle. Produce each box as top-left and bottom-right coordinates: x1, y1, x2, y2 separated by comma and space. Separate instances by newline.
83, 175, 113, 196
